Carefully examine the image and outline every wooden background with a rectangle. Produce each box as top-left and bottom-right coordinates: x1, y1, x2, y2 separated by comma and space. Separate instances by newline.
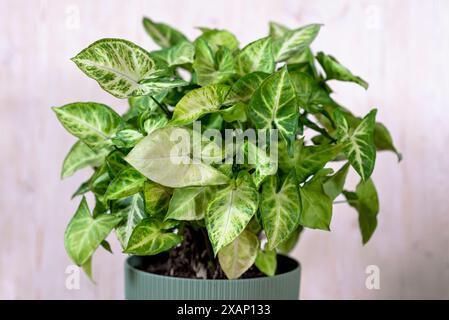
1, 0, 448, 299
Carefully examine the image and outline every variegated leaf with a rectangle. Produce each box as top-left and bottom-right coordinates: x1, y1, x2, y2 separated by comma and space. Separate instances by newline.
299, 169, 333, 230
193, 39, 237, 86
273, 24, 321, 62
124, 219, 182, 255
255, 249, 277, 276
105, 150, 128, 177
343, 178, 379, 244
165, 186, 212, 221
143, 17, 188, 48
151, 40, 195, 66
236, 37, 275, 75
220, 102, 247, 123
335, 109, 377, 181
245, 141, 277, 188
260, 173, 301, 250
277, 226, 303, 254
124, 91, 167, 121
72, 39, 172, 98
171, 84, 230, 125
224, 72, 269, 105
111, 129, 143, 149
125, 126, 229, 188
269, 21, 289, 39
247, 67, 298, 153
112, 193, 147, 248
53, 102, 123, 150
64, 197, 122, 265
144, 181, 172, 217
206, 171, 259, 255
61, 140, 109, 179
142, 114, 168, 135
195, 28, 239, 52
316, 52, 368, 89
104, 167, 146, 200
218, 230, 259, 279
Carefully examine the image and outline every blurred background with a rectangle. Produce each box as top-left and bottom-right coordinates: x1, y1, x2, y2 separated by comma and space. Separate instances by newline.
1, 0, 448, 299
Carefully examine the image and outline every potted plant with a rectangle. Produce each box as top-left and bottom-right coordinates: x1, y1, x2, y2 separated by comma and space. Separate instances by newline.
53, 17, 400, 300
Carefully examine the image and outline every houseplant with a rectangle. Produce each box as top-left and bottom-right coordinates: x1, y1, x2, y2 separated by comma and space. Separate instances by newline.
53, 17, 400, 299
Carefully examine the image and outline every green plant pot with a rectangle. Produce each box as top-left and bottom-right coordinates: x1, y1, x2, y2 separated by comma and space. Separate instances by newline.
125, 255, 300, 300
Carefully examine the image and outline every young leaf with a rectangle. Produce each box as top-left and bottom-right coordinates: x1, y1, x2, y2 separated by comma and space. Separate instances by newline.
273, 24, 321, 62
335, 109, 377, 181
151, 41, 195, 66
165, 186, 212, 221
316, 52, 368, 89
71, 39, 170, 98
111, 129, 144, 149
64, 197, 122, 266
236, 37, 275, 75
61, 141, 109, 179
53, 102, 123, 150
104, 167, 146, 200
170, 84, 230, 125
255, 249, 277, 276
125, 126, 229, 188
247, 67, 298, 153
299, 170, 333, 230
112, 193, 147, 249
143, 17, 188, 48
206, 171, 259, 255
144, 181, 172, 217
193, 39, 236, 86
218, 230, 259, 279
323, 162, 350, 200
343, 179, 379, 244
260, 173, 301, 250
224, 71, 269, 105
124, 219, 182, 255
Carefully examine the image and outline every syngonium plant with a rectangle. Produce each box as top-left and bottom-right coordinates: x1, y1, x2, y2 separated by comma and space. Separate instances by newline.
53, 18, 400, 280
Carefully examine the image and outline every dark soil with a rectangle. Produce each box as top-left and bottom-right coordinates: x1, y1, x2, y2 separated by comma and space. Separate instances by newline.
137, 226, 265, 279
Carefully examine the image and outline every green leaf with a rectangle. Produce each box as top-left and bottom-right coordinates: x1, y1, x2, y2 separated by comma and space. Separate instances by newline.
269, 21, 289, 39
374, 122, 402, 161
64, 197, 122, 265
124, 219, 182, 255
218, 230, 259, 279
143, 17, 188, 48
220, 102, 247, 122
105, 150, 128, 177
193, 39, 236, 86
104, 167, 146, 200
61, 141, 109, 179
112, 193, 147, 248
81, 256, 93, 280
236, 37, 275, 75
335, 109, 377, 181
144, 181, 172, 217
224, 72, 269, 105
142, 113, 169, 135
171, 84, 230, 125
299, 170, 333, 230
89, 164, 111, 196
316, 52, 368, 89
323, 163, 350, 200
245, 141, 277, 188
273, 24, 321, 62
71, 180, 91, 199
53, 102, 123, 150
343, 179, 379, 244
195, 28, 239, 52
206, 171, 259, 255
277, 226, 303, 254
260, 173, 301, 250
151, 41, 195, 66
247, 67, 298, 152
124, 91, 167, 121
255, 249, 277, 276
71, 39, 170, 98
165, 186, 212, 221
111, 129, 143, 149
100, 240, 113, 253
125, 126, 229, 188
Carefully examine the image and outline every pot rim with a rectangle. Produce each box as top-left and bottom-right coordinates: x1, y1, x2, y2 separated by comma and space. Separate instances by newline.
125, 254, 300, 282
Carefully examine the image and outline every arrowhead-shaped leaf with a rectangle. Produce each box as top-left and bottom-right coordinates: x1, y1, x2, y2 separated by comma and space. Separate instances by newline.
125, 126, 229, 188
206, 171, 259, 254
247, 67, 298, 152
269, 21, 289, 39
144, 181, 172, 217
53, 102, 123, 150
195, 28, 239, 52
124, 219, 182, 255
317, 52, 368, 89
260, 173, 301, 250
171, 84, 230, 125
64, 197, 122, 265
218, 230, 259, 279
323, 162, 350, 200
224, 71, 269, 105
255, 249, 277, 276
104, 167, 146, 200
165, 186, 212, 221
111, 129, 144, 149
61, 141, 109, 179
236, 37, 275, 75
143, 17, 188, 48
273, 24, 321, 62
151, 40, 195, 66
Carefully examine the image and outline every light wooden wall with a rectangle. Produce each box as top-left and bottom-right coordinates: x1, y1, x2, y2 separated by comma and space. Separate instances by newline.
1, 0, 448, 299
